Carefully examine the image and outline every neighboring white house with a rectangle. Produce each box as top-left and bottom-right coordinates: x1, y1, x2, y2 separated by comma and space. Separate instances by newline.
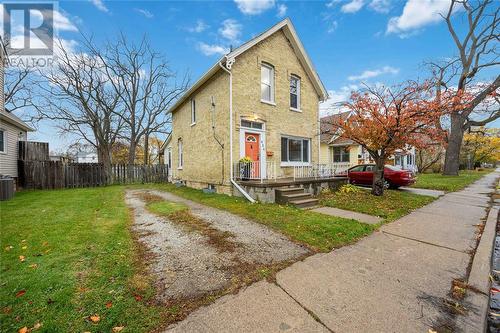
76, 152, 98, 163
0, 110, 34, 178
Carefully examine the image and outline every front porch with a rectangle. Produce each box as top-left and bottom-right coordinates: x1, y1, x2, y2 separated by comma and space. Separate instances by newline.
233, 162, 349, 203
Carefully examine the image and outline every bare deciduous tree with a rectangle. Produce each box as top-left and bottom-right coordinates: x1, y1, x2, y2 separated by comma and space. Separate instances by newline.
37, 39, 125, 176
2, 36, 38, 117
88, 34, 188, 165
431, 0, 499, 175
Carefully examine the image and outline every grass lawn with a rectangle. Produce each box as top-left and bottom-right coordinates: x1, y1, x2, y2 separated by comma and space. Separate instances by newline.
319, 187, 436, 223
1, 184, 376, 332
135, 183, 375, 252
0, 187, 167, 333
413, 169, 493, 192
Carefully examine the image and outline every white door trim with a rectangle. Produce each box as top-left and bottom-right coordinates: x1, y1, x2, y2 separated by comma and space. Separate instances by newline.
239, 127, 266, 178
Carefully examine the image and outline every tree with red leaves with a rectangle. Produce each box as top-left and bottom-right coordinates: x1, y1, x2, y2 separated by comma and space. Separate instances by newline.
325, 81, 446, 196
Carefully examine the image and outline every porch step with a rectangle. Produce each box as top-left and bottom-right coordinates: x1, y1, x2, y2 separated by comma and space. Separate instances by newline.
282, 192, 314, 201
289, 198, 320, 209
275, 187, 304, 195
275, 186, 319, 208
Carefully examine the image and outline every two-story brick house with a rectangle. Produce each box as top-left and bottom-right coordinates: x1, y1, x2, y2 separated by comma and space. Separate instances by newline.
164, 18, 328, 199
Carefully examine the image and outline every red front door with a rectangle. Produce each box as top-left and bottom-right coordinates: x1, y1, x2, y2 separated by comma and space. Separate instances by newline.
245, 133, 260, 178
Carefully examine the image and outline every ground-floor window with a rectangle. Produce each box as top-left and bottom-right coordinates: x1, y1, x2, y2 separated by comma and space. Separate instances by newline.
332, 146, 350, 162
281, 136, 310, 165
0, 129, 5, 153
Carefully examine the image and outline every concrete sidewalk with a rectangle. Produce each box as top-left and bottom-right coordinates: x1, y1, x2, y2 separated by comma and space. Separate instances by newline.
165, 171, 499, 333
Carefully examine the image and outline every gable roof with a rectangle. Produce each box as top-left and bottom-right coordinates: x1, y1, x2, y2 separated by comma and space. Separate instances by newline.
168, 18, 328, 114
320, 111, 350, 144
0, 110, 34, 132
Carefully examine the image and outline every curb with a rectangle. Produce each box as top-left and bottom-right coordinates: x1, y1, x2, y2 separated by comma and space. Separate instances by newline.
458, 203, 499, 332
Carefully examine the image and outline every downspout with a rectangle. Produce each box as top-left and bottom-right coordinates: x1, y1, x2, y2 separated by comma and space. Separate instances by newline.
219, 57, 255, 203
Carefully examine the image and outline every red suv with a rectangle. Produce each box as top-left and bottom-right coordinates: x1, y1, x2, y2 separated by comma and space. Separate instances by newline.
347, 164, 415, 189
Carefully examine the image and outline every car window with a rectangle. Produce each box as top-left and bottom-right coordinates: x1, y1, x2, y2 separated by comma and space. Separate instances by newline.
350, 165, 364, 172
364, 165, 375, 172
385, 165, 401, 171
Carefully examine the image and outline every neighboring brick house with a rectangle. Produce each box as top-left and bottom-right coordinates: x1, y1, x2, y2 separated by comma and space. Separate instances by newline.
320, 112, 417, 172
164, 18, 328, 195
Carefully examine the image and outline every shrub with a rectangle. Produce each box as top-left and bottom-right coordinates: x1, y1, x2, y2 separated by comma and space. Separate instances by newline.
337, 184, 360, 195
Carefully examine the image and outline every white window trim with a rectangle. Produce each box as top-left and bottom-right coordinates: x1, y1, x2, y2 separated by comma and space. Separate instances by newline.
0, 129, 6, 154
332, 146, 350, 163
260, 63, 275, 104
177, 139, 183, 169
280, 135, 311, 167
190, 99, 196, 126
290, 75, 301, 111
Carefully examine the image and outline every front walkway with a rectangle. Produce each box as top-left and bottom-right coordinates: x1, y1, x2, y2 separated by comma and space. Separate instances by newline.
165, 171, 499, 333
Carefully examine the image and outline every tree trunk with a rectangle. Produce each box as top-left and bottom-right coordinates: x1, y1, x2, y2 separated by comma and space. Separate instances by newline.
127, 141, 136, 179
143, 134, 149, 165
97, 145, 112, 184
443, 114, 464, 175
372, 158, 385, 196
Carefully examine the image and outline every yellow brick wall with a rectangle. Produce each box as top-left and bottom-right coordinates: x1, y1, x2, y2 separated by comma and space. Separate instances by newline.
170, 70, 231, 187
170, 29, 321, 189
231, 30, 320, 177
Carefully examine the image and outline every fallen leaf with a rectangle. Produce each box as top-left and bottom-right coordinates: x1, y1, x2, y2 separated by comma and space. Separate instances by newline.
19, 256, 25, 262
41, 242, 48, 247
112, 326, 124, 332
15, 290, 26, 297
5, 245, 13, 251
89, 314, 100, 323
105, 301, 112, 308
77, 287, 89, 293
29, 264, 38, 269
21, 239, 26, 243
22, 246, 27, 250
32, 322, 42, 330
134, 294, 142, 301
18, 327, 28, 333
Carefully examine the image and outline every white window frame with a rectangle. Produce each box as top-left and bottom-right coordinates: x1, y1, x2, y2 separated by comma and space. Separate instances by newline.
280, 135, 311, 167
332, 146, 350, 163
290, 75, 301, 112
260, 63, 275, 105
0, 129, 6, 154
190, 99, 196, 126
177, 139, 183, 169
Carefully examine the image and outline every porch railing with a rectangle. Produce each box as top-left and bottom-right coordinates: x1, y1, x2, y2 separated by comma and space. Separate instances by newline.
233, 161, 277, 183
293, 163, 350, 180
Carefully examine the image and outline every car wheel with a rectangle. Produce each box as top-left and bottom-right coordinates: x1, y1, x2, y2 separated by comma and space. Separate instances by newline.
383, 180, 390, 189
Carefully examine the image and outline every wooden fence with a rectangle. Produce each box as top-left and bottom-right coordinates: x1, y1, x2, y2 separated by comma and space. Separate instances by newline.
18, 141, 49, 161
18, 161, 169, 190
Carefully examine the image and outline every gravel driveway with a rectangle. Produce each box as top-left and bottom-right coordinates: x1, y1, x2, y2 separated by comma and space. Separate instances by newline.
125, 189, 309, 302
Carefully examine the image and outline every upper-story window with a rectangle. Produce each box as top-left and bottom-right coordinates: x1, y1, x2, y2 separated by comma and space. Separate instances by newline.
190, 99, 196, 125
290, 75, 300, 110
261, 63, 274, 103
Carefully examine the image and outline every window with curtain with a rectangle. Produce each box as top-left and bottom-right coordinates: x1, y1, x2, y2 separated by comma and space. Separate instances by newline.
333, 147, 350, 162
281, 136, 310, 164
261, 63, 274, 103
290, 75, 300, 110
